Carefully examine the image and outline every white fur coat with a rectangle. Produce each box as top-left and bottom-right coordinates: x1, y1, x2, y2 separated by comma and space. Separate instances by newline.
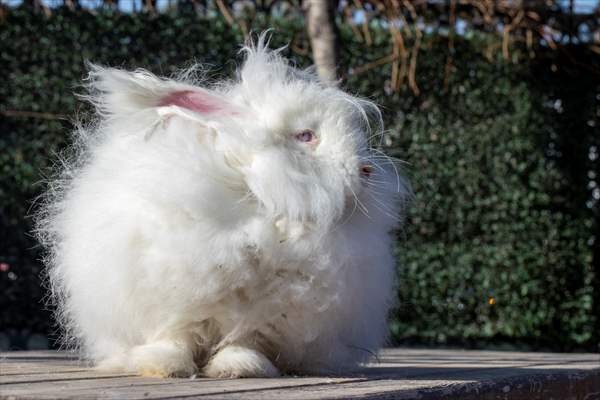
36, 36, 409, 378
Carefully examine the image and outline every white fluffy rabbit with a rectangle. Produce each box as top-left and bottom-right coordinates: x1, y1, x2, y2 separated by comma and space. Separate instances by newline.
36, 35, 409, 378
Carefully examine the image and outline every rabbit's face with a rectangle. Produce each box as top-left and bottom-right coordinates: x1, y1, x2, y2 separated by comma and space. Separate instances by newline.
230, 82, 373, 230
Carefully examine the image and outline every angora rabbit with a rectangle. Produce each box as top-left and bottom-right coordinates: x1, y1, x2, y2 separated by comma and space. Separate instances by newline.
36, 35, 409, 378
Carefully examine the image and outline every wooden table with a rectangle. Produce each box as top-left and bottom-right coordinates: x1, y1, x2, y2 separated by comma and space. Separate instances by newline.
1, 348, 599, 399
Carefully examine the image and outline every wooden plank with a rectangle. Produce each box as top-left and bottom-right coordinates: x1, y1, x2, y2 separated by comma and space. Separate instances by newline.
0, 376, 369, 399
0, 348, 598, 400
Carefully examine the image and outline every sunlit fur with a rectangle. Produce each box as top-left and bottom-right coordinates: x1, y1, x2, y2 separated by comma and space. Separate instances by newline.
36, 35, 410, 378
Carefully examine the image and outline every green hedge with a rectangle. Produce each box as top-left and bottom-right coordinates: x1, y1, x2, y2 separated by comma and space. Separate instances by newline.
1, 7, 597, 351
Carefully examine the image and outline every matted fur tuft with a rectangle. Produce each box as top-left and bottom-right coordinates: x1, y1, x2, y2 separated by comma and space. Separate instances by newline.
35, 33, 410, 377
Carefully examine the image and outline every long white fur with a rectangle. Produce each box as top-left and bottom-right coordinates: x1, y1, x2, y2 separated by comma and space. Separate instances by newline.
36, 35, 410, 378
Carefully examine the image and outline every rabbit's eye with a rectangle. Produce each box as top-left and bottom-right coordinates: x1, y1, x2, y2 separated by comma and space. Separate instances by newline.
295, 129, 316, 143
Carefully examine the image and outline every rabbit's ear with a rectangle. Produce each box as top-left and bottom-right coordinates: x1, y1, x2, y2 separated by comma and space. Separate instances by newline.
158, 90, 234, 117
85, 64, 236, 119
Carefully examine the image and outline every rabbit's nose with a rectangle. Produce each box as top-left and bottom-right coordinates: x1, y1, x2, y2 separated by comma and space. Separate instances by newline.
360, 164, 373, 177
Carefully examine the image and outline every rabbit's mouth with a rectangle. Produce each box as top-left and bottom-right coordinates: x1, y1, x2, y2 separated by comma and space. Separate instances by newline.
338, 186, 369, 225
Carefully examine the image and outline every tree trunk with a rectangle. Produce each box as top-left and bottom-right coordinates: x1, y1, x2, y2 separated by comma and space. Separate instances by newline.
145, 0, 158, 12
303, 0, 339, 83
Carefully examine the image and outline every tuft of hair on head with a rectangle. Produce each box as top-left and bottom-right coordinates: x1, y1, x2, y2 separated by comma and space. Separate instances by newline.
236, 31, 321, 91
238, 32, 286, 87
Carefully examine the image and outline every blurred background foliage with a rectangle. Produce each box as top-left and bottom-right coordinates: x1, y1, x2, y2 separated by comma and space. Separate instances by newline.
0, 1, 598, 352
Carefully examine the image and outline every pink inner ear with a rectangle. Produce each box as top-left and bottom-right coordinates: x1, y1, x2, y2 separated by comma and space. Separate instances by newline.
158, 90, 225, 114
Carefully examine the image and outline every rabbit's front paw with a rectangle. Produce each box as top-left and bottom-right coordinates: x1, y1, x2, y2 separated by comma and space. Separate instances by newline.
114, 340, 198, 378
203, 346, 280, 378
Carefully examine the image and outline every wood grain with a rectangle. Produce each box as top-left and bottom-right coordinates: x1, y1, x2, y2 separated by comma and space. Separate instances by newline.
1, 348, 598, 399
